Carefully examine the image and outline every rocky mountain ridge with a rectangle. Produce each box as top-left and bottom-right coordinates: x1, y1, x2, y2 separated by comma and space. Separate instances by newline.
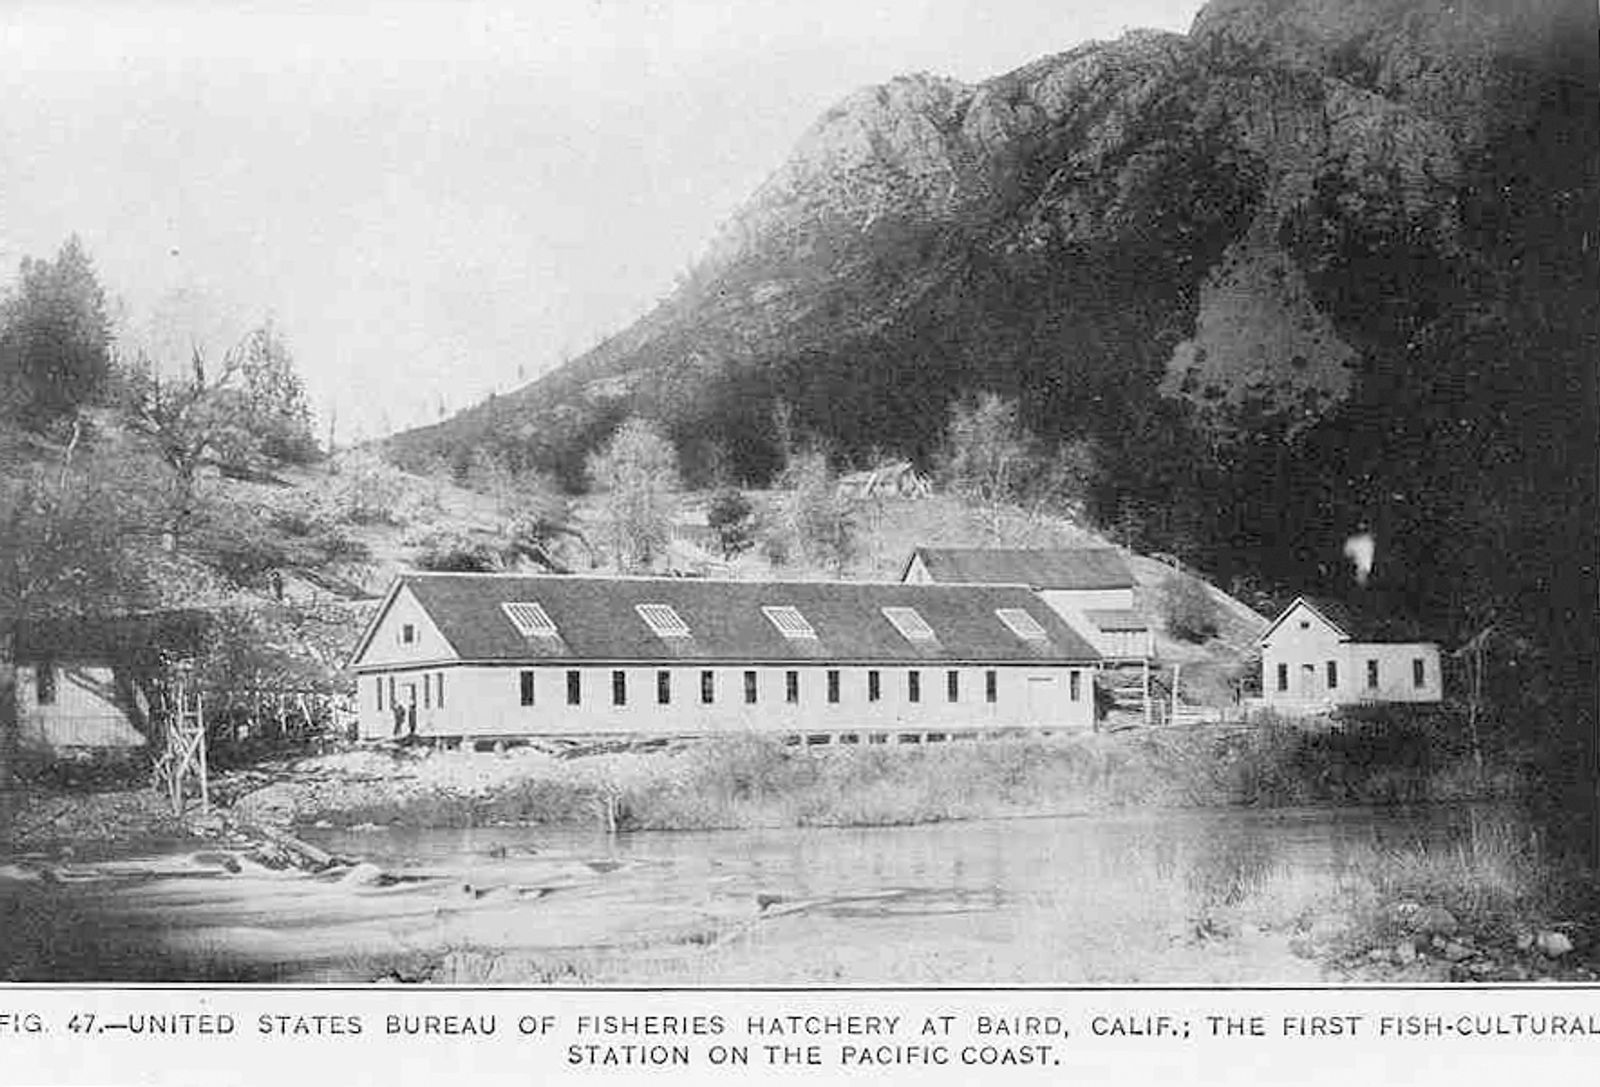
390, 0, 1595, 645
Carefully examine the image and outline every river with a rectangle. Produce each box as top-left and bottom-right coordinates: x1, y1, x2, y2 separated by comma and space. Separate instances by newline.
0, 803, 1508, 984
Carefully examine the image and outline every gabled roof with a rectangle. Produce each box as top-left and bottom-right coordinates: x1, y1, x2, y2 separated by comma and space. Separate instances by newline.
1260, 595, 1436, 645
350, 573, 1101, 667
905, 547, 1135, 591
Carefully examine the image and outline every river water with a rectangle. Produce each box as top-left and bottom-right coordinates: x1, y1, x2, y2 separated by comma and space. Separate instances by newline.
1, 803, 1509, 984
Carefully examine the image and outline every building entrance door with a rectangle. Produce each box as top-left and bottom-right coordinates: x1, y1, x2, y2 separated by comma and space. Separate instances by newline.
1299, 664, 1317, 701
1026, 676, 1058, 726
404, 682, 418, 736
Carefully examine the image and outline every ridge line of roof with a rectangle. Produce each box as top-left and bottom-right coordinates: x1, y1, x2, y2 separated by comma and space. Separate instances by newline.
399, 571, 1044, 591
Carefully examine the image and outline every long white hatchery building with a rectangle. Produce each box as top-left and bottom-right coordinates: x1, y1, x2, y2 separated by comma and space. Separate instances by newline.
348, 572, 1102, 742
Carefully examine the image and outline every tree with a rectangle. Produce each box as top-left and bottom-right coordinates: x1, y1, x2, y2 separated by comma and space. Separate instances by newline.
238, 321, 317, 464
0, 447, 159, 842
707, 487, 756, 559
1159, 574, 1220, 643
942, 392, 1036, 542
118, 324, 318, 535
587, 418, 681, 571
789, 451, 856, 574
0, 237, 113, 431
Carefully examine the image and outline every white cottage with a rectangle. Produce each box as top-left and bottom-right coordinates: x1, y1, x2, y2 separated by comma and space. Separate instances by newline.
346, 572, 1103, 741
901, 547, 1152, 660
13, 612, 207, 752
1259, 596, 1442, 712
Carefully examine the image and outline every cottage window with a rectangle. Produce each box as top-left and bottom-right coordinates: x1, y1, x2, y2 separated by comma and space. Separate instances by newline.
501, 601, 557, 638
388, 676, 396, 710
636, 604, 690, 638
882, 606, 936, 643
744, 670, 758, 704
657, 670, 672, 705
907, 670, 921, 703
1413, 659, 1425, 688
827, 670, 841, 704
785, 670, 800, 704
401, 623, 416, 644
375, 676, 383, 712
36, 664, 56, 706
1367, 660, 1379, 689
946, 670, 959, 703
437, 672, 445, 708
1070, 671, 1081, 702
1276, 664, 1288, 692
520, 671, 536, 707
985, 670, 997, 703
1326, 661, 1338, 689
423, 673, 431, 709
867, 670, 881, 702
612, 670, 627, 706
763, 605, 817, 639
566, 670, 581, 705
700, 670, 715, 704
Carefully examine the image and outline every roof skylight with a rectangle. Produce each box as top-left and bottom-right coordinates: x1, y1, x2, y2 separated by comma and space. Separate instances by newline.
501, 602, 557, 637
636, 603, 691, 638
881, 606, 936, 643
996, 607, 1048, 641
762, 605, 817, 639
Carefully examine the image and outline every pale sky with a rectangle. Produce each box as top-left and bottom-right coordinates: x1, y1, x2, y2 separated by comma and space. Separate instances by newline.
1, 0, 1205, 442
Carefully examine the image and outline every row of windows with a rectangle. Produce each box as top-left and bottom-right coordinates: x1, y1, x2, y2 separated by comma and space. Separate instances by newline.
1274, 659, 1428, 692
509, 668, 1082, 707
375, 672, 447, 713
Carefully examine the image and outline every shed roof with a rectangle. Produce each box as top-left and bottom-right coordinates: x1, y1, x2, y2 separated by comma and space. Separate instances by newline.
15, 610, 211, 664
352, 573, 1101, 667
906, 547, 1135, 590
1082, 608, 1149, 632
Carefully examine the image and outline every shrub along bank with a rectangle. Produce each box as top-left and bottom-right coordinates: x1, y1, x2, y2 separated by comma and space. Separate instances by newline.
229, 710, 1526, 833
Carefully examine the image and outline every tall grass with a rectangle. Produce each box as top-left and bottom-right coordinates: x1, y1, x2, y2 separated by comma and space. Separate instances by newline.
263, 708, 1518, 832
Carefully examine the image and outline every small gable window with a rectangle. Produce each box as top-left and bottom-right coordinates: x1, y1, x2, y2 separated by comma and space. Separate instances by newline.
636, 603, 690, 638
401, 623, 416, 644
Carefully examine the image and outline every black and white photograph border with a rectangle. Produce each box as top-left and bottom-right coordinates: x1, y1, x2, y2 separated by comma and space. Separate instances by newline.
0, 0, 1596, 1081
